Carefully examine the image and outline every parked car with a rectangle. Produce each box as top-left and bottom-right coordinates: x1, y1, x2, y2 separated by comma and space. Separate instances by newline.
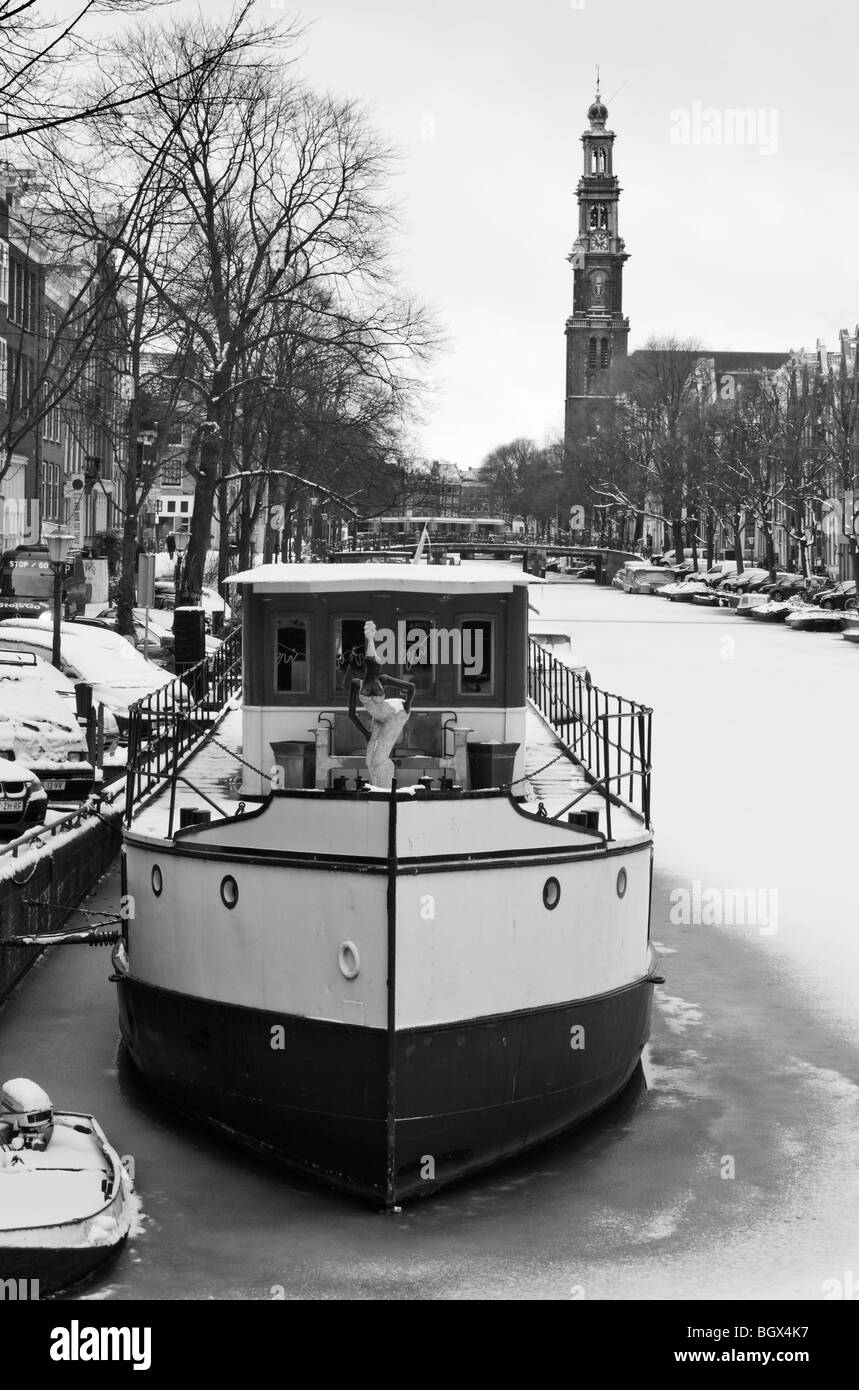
0, 651, 96, 799
717, 567, 770, 593
699, 561, 740, 584
0, 752, 48, 838
94, 606, 222, 658
0, 619, 176, 735
152, 581, 231, 625
814, 579, 857, 611
74, 611, 174, 661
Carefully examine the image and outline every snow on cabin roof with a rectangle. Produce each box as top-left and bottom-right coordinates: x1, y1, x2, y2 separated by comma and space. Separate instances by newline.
226, 562, 531, 594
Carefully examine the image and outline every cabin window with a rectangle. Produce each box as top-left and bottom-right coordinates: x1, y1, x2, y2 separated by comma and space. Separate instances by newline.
398, 617, 437, 695
333, 617, 369, 691
274, 619, 309, 693
457, 619, 494, 695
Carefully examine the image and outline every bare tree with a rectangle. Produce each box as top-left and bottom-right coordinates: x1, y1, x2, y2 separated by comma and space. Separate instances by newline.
0, 1, 257, 145
90, 12, 432, 603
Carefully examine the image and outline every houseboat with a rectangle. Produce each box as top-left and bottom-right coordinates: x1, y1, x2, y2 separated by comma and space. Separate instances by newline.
113, 563, 658, 1206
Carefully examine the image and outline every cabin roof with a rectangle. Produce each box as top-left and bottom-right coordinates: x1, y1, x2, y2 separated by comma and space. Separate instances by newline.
226, 562, 530, 594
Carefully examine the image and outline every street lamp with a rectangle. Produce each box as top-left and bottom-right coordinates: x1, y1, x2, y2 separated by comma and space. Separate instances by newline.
44, 526, 75, 669
173, 528, 189, 598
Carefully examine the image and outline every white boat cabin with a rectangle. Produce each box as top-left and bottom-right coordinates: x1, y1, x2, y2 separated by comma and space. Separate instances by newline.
228, 563, 530, 797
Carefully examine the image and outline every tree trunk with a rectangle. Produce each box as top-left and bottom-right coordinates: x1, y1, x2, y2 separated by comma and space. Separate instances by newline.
116, 404, 140, 639
733, 512, 744, 575
179, 427, 220, 605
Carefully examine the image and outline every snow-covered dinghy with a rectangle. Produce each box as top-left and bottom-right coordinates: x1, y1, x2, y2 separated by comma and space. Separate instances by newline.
746, 600, 798, 624
785, 607, 846, 633
0, 1079, 134, 1294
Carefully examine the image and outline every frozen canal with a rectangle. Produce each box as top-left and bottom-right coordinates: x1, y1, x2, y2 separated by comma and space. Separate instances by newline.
1, 577, 857, 1300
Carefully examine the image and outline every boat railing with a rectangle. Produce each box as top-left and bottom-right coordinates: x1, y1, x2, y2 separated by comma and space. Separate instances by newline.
528, 637, 652, 830
124, 626, 242, 823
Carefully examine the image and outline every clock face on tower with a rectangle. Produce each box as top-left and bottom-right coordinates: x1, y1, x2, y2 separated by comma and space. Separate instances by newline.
590, 232, 609, 251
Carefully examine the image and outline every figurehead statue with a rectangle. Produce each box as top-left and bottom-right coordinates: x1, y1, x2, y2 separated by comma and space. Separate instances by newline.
345, 621, 416, 788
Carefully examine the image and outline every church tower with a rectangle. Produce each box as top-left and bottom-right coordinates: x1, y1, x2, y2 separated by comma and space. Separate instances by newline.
564, 86, 630, 451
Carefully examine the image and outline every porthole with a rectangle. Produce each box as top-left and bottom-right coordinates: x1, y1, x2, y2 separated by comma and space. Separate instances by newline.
616, 868, 628, 899
338, 941, 360, 979
543, 877, 561, 911
220, 875, 239, 910
151, 864, 163, 897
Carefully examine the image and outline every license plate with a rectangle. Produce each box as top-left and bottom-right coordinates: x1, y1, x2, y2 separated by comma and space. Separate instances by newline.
42, 780, 65, 791
0, 800, 23, 813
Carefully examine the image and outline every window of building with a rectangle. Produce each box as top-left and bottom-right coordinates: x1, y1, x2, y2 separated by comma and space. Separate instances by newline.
42, 387, 62, 443
0, 242, 8, 303
8, 260, 36, 331
0, 337, 6, 402
600, 338, 610, 369
457, 619, 494, 696
588, 338, 597, 369
275, 619, 309, 693
165, 422, 185, 446
43, 308, 57, 343
179, 500, 189, 514
13, 351, 34, 413
160, 457, 183, 487
166, 499, 176, 513
40, 462, 61, 521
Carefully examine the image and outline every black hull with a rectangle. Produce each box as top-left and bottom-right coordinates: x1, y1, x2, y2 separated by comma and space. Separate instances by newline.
116, 969, 654, 1206
0, 1239, 127, 1298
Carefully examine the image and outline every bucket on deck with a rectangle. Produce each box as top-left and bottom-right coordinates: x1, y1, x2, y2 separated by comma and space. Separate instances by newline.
270, 741, 316, 789
466, 741, 520, 791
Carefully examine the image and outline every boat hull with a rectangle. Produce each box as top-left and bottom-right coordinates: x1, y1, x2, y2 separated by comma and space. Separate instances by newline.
0, 1240, 128, 1296
115, 965, 654, 1206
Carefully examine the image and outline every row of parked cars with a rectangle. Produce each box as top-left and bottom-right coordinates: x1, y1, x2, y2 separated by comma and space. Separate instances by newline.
611, 556, 850, 606
0, 587, 232, 841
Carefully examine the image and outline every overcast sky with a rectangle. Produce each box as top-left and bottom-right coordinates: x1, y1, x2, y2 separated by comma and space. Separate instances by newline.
181, 2, 857, 468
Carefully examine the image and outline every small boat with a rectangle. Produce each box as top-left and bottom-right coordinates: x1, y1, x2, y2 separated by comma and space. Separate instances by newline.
746, 600, 797, 623
843, 630, 859, 644
691, 590, 722, 607
662, 579, 708, 602
785, 607, 846, 632
734, 592, 769, 617
0, 1078, 135, 1295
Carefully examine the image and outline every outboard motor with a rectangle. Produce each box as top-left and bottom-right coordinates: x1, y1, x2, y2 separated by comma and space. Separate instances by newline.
1, 1078, 54, 1150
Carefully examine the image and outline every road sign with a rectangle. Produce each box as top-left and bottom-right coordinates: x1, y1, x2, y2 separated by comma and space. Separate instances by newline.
137, 553, 155, 608
569, 505, 585, 530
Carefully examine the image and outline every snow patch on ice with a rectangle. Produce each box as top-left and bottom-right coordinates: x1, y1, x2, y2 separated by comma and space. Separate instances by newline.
655, 991, 704, 1034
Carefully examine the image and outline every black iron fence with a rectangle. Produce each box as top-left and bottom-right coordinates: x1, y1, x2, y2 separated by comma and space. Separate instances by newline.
528, 638, 652, 831
125, 626, 242, 821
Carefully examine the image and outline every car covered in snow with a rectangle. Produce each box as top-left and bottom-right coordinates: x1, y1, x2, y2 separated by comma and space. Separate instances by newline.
0, 619, 176, 736
0, 651, 97, 799
0, 752, 48, 838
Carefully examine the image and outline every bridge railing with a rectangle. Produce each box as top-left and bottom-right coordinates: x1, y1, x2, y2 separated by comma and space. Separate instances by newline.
528, 638, 652, 831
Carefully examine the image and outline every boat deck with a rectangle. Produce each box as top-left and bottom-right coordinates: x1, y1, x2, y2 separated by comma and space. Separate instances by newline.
0, 1121, 110, 1230
130, 701, 646, 844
